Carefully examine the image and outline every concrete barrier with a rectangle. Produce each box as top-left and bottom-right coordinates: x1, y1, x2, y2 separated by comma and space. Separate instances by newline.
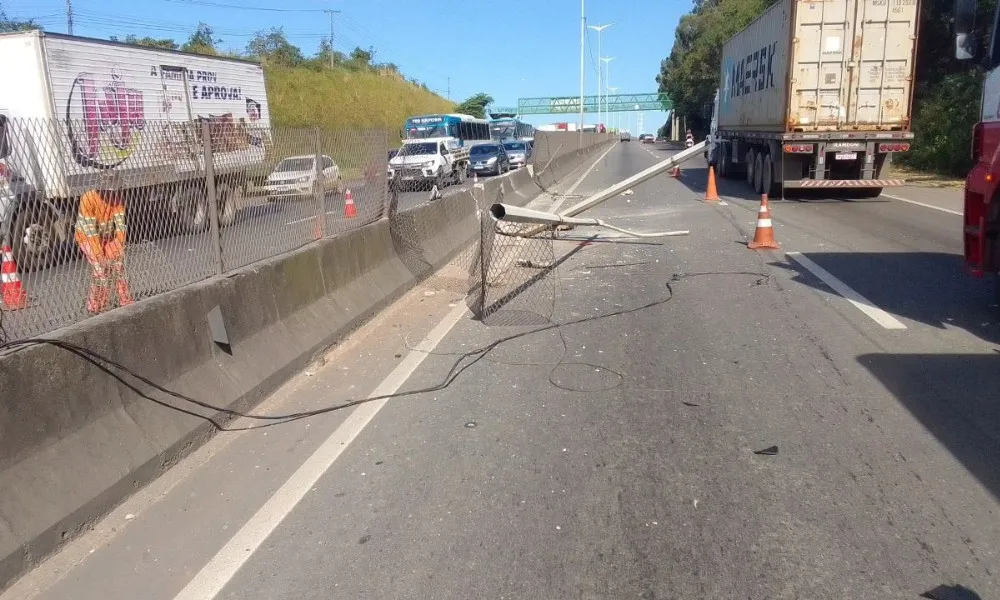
0, 130, 616, 592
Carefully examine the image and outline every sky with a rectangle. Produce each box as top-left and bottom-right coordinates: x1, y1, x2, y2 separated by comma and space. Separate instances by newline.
10, 0, 689, 134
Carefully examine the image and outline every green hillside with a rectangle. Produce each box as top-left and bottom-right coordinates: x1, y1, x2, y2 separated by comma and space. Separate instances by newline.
265, 65, 455, 132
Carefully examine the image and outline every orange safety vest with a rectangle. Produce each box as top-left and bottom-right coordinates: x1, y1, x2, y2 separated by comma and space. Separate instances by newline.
75, 190, 127, 260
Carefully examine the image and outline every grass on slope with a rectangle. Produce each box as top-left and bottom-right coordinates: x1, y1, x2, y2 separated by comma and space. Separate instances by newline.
266, 65, 454, 134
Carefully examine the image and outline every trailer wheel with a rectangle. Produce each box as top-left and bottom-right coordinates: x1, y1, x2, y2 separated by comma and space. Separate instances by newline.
10, 202, 61, 271
718, 147, 730, 179
762, 154, 776, 197
176, 185, 209, 234
753, 153, 765, 195
215, 180, 240, 228
746, 149, 757, 190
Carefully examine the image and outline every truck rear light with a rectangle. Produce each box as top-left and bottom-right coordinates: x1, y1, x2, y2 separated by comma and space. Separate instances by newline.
783, 144, 813, 153
877, 143, 910, 153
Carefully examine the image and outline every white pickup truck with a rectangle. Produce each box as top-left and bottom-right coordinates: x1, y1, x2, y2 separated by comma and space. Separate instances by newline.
387, 139, 469, 192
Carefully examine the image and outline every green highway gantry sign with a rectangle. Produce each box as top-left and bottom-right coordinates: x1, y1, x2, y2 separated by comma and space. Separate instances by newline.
517, 93, 671, 115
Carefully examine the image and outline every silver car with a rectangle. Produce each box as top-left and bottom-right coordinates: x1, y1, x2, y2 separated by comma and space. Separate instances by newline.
502, 141, 531, 169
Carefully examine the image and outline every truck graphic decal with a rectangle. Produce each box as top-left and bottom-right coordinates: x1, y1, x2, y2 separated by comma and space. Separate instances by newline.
66, 68, 147, 169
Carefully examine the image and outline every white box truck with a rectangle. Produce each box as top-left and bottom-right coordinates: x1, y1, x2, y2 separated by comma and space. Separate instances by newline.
0, 31, 271, 268
708, 0, 919, 197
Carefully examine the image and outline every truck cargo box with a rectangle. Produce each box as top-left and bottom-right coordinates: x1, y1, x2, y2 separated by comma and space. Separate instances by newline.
718, 0, 919, 133
0, 30, 270, 198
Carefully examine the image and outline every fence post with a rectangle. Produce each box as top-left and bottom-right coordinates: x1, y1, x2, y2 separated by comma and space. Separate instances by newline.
381, 129, 391, 220
314, 127, 326, 239
202, 120, 224, 275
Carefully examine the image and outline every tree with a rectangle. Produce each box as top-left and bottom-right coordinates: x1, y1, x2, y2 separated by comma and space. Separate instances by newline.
114, 34, 178, 50
656, 0, 777, 135
0, 3, 40, 32
456, 93, 494, 119
182, 23, 219, 55
246, 27, 304, 66
345, 46, 374, 71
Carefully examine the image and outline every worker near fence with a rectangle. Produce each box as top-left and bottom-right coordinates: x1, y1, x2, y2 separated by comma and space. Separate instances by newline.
75, 171, 133, 313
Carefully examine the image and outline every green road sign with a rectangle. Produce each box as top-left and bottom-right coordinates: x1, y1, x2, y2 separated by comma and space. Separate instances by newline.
517, 93, 671, 115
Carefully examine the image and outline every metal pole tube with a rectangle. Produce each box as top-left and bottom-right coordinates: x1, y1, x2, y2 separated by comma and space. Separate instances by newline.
579, 0, 585, 146
202, 120, 223, 275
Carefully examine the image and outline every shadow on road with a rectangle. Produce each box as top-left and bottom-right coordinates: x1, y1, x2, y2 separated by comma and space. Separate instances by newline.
770, 251, 1000, 345
858, 352, 1000, 503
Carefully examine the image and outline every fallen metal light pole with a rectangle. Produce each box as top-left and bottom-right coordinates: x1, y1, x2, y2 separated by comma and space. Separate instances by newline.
489, 203, 689, 238
559, 139, 707, 218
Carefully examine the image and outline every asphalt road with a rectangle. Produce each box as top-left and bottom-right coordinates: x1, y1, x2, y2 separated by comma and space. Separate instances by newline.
3, 166, 520, 341
6, 141, 998, 599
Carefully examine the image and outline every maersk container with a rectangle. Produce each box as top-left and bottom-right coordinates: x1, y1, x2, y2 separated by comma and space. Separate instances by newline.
717, 0, 919, 133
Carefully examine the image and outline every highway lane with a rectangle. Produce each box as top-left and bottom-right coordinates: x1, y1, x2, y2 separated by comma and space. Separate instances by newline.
3, 167, 520, 341
6, 141, 999, 599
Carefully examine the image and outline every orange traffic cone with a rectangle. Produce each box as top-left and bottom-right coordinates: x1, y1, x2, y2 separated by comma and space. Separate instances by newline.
312, 216, 323, 240
704, 165, 720, 202
343, 189, 357, 219
1, 245, 28, 310
748, 194, 780, 250
671, 165, 681, 178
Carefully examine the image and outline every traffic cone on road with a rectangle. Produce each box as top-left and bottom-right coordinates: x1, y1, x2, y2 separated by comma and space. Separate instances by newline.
1, 245, 29, 310
747, 194, 780, 250
704, 165, 720, 202
671, 165, 681, 178
343, 189, 357, 218
312, 216, 322, 240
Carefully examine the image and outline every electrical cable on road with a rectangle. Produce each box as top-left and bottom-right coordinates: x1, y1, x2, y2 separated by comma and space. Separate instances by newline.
0, 271, 771, 432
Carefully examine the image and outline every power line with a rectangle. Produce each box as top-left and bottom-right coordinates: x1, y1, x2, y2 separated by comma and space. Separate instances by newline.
161, 0, 328, 12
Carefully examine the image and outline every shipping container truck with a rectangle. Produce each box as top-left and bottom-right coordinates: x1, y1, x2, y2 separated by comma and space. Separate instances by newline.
953, 0, 1000, 302
708, 0, 920, 197
0, 30, 271, 268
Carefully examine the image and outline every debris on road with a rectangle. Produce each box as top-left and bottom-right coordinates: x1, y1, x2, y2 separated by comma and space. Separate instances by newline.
753, 445, 779, 456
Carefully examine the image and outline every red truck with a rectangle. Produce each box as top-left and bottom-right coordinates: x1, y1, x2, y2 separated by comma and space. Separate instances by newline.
955, 0, 1000, 301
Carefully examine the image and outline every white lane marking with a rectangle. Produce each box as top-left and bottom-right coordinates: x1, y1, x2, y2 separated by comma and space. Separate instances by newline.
286, 211, 337, 226
550, 142, 620, 214
881, 193, 962, 216
786, 252, 907, 330
173, 302, 469, 600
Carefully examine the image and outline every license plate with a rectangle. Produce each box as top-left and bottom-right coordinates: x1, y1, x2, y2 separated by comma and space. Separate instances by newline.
835, 152, 857, 160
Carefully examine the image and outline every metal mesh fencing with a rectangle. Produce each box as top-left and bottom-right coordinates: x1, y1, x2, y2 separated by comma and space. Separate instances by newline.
0, 116, 387, 342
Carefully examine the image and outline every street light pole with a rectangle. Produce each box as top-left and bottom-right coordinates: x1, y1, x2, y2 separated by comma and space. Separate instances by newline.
579, 0, 585, 138
588, 23, 612, 128
608, 86, 619, 131
600, 56, 615, 127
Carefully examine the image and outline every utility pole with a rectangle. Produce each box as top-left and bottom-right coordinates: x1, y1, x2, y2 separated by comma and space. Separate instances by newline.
579, 0, 585, 139
588, 23, 612, 127
324, 9, 341, 69
66, 0, 73, 35
447, 76, 451, 100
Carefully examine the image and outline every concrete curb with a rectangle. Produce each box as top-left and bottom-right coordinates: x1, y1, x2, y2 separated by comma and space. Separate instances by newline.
0, 131, 614, 591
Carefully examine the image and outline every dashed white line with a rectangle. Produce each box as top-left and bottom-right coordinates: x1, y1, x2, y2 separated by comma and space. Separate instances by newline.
550, 142, 620, 214
881, 193, 962, 216
786, 251, 907, 330
172, 301, 469, 600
